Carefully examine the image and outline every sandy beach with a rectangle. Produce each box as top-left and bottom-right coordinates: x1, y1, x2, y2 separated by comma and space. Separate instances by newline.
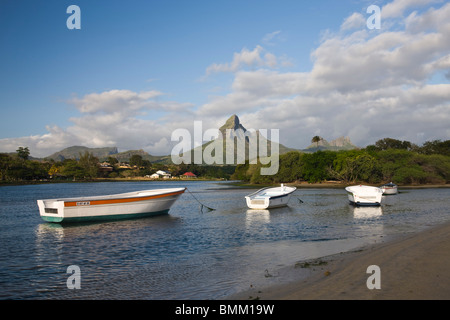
230, 221, 450, 300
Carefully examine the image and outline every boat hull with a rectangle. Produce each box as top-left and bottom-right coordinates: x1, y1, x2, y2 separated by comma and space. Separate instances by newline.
245, 185, 296, 209
39, 209, 171, 223
380, 184, 398, 195
37, 188, 186, 223
345, 185, 383, 206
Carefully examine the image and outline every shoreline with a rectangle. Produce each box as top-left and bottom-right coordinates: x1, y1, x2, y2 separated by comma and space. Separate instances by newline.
228, 221, 450, 300
228, 181, 450, 189
287, 181, 450, 189
1, 177, 449, 189
0, 177, 221, 187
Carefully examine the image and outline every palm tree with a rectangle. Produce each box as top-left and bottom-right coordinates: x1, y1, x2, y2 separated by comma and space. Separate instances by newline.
311, 136, 322, 148
16, 147, 30, 160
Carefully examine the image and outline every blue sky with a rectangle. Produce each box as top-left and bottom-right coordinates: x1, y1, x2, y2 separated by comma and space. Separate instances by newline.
1, 0, 350, 133
1, 0, 449, 157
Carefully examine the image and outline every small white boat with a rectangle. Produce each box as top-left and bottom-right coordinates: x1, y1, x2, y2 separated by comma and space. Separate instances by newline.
37, 188, 186, 223
245, 184, 296, 209
380, 182, 398, 195
345, 185, 383, 206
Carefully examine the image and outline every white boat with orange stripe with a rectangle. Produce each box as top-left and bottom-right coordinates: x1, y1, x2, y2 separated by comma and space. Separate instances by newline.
37, 188, 186, 223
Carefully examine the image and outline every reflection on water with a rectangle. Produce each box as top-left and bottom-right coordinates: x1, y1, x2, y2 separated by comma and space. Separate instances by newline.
246, 209, 271, 225
351, 205, 383, 219
1, 181, 449, 299
348, 205, 385, 240
36, 214, 181, 240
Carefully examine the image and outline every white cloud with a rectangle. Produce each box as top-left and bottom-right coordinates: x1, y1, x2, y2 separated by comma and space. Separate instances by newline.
205, 45, 279, 76
198, 1, 450, 149
262, 30, 284, 46
0, 89, 195, 157
69, 89, 164, 114
341, 13, 366, 31
0, 125, 79, 158
381, 0, 442, 18
405, 1, 450, 32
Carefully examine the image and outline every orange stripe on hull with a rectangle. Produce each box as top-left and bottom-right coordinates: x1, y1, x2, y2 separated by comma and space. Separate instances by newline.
64, 190, 185, 207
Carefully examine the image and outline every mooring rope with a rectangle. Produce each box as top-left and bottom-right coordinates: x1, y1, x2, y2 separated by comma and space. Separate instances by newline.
186, 188, 215, 212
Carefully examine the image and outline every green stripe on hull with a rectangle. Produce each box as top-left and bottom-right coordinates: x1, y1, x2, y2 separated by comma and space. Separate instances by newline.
41, 209, 170, 224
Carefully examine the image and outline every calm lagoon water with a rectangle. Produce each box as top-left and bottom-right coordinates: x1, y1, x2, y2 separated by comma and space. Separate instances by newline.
0, 181, 449, 299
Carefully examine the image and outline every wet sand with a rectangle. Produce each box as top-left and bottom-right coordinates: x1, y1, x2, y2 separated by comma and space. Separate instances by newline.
230, 221, 450, 300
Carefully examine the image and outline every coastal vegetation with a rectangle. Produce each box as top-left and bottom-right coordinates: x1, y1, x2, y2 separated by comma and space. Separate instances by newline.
1, 138, 449, 185
0, 149, 234, 183
232, 138, 450, 185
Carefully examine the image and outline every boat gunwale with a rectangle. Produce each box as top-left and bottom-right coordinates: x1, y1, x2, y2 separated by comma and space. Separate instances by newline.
40, 188, 186, 207
245, 186, 272, 199
267, 188, 296, 200
381, 182, 397, 187
245, 186, 297, 200
345, 186, 383, 194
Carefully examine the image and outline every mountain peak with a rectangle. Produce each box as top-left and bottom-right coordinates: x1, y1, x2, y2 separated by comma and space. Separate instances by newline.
330, 136, 354, 147
219, 114, 246, 132
305, 136, 357, 151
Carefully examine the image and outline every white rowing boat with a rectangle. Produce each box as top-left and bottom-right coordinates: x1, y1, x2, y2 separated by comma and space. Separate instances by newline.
380, 182, 398, 195
245, 184, 296, 209
345, 185, 383, 206
37, 188, 186, 223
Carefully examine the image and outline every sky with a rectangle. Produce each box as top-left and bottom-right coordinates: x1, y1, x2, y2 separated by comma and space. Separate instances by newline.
0, 0, 449, 157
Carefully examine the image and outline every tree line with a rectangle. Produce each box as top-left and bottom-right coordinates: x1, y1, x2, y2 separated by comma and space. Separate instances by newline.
0, 148, 235, 182
232, 138, 450, 185
1, 138, 449, 185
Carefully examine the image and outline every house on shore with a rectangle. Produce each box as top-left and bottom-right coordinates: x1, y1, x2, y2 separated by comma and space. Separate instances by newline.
146, 170, 172, 179
98, 162, 113, 173
156, 170, 171, 178
182, 172, 197, 178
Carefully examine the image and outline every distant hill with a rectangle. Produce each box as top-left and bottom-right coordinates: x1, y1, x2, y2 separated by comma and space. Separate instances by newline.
112, 149, 171, 163
45, 146, 171, 163
45, 146, 119, 161
41, 116, 357, 164
180, 114, 296, 164
303, 136, 357, 152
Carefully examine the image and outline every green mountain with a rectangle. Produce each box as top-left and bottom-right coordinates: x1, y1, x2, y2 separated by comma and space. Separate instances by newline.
112, 149, 171, 163
45, 146, 119, 161
303, 136, 357, 152
42, 116, 357, 165
45, 146, 171, 163
180, 114, 296, 164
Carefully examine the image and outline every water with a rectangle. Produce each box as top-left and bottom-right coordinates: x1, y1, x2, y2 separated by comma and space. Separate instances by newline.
0, 181, 449, 299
